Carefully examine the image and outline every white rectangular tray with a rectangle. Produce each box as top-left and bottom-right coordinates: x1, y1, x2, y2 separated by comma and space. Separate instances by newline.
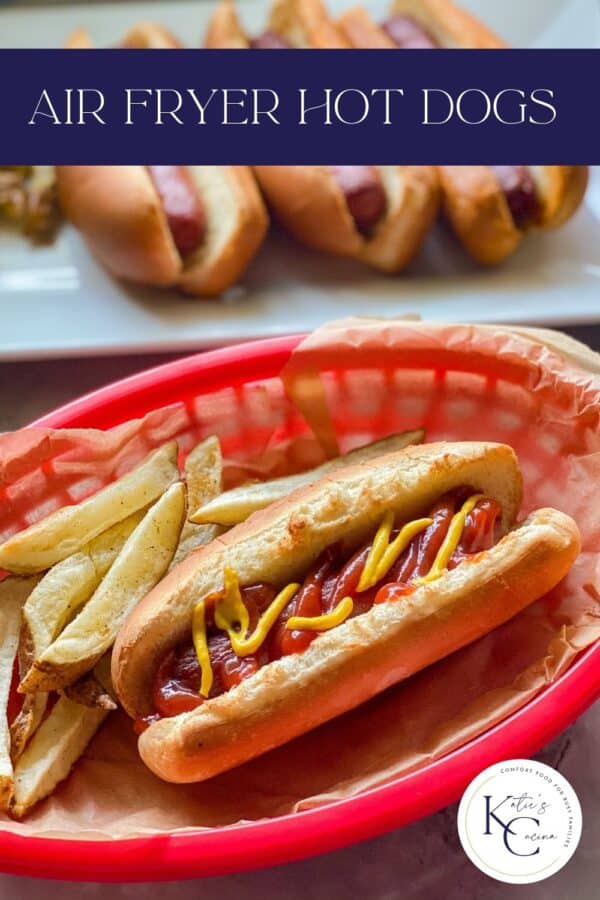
1, 0, 599, 360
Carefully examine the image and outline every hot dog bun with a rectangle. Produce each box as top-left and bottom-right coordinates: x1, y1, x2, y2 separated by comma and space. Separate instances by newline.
205, 0, 440, 272
112, 441, 579, 783
114, 441, 524, 719
59, 24, 269, 296
138, 505, 579, 783
56, 165, 269, 297
383, 0, 588, 262
390, 0, 506, 48
253, 165, 440, 272
205, 0, 349, 49
64, 22, 182, 49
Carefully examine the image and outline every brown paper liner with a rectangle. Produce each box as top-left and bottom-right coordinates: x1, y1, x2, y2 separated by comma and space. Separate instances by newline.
0, 318, 599, 838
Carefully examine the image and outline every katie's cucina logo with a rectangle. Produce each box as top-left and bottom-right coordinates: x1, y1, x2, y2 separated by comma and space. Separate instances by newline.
457, 760, 582, 884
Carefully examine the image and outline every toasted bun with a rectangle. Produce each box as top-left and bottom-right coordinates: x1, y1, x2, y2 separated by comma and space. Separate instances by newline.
390, 0, 506, 48
205, 1, 437, 271
113, 441, 522, 719
438, 163, 589, 264
65, 22, 182, 49
268, 0, 349, 47
205, 0, 348, 48
254, 165, 440, 272
119, 22, 182, 48
177, 167, 269, 296
529, 165, 589, 229
137, 506, 579, 783
56, 166, 182, 286
56, 166, 268, 296
437, 166, 522, 265
204, 0, 250, 48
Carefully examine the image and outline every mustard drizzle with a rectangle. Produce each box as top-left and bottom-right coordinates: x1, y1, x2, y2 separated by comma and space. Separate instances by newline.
191, 493, 483, 698
287, 596, 354, 632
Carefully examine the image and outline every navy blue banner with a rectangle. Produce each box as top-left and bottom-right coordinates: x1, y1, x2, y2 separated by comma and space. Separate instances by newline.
0, 49, 597, 164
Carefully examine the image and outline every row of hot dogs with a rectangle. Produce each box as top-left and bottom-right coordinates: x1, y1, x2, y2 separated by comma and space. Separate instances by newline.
52, 0, 588, 297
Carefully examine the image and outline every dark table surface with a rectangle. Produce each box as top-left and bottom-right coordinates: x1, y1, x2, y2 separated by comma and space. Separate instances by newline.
0, 323, 598, 898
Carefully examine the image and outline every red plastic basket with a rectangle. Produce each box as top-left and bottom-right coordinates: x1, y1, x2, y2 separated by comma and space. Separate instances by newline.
0, 333, 598, 882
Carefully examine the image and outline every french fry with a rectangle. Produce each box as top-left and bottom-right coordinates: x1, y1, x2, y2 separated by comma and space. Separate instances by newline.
23, 511, 145, 661
9, 691, 47, 764
11, 512, 144, 756
11, 696, 108, 819
0, 577, 39, 810
63, 653, 117, 710
190, 429, 425, 527
169, 436, 223, 570
20, 482, 186, 692
0, 441, 179, 575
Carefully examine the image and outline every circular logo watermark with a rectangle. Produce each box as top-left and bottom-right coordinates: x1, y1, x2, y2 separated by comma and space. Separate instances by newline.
457, 759, 582, 884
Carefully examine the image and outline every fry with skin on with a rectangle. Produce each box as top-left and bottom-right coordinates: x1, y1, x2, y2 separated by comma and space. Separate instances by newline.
63, 653, 117, 710
11, 696, 107, 819
0, 441, 179, 575
0, 577, 39, 810
11, 512, 144, 756
169, 436, 223, 570
20, 482, 185, 693
190, 430, 425, 526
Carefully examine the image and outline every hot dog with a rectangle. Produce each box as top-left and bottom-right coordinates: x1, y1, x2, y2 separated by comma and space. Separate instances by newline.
338, 0, 588, 264
58, 26, 269, 296
147, 166, 207, 258
112, 442, 580, 784
205, 0, 440, 272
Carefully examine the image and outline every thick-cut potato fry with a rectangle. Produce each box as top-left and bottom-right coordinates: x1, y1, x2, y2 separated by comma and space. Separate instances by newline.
21, 482, 185, 692
64, 653, 117, 710
191, 429, 425, 527
11, 696, 107, 818
169, 436, 223, 570
11, 512, 144, 753
9, 691, 47, 763
86, 509, 147, 578
23, 510, 145, 662
0, 441, 179, 575
0, 577, 39, 809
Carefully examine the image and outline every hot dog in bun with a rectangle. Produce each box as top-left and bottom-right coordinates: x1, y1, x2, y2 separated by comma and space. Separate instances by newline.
112, 442, 580, 783
338, 0, 588, 265
57, 24, 269, 296
205, 0, 440, 273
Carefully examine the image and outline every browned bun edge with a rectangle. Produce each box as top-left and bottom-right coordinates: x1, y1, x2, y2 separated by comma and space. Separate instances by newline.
56, 166, 182, 286
56, 166, 268, 295
205, 0, 348, 48
438, 164, 588, 265
268, 0, 350, 47
64, 22, 182, 49
120, 22, 182, 48
204, 0, 250, 48
390, 0, 507, 48
530, 166, 589, 230
138, 507, 580, 783
437, 166, 522, 265
177, 167, 269, 297
360, 166, 440, 271
112, 441, 522, 719
254, 166, 363, 257
254, 166, 439, 272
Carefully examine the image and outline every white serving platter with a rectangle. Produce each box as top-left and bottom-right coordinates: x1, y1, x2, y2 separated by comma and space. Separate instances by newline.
0, 0, 598, 360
